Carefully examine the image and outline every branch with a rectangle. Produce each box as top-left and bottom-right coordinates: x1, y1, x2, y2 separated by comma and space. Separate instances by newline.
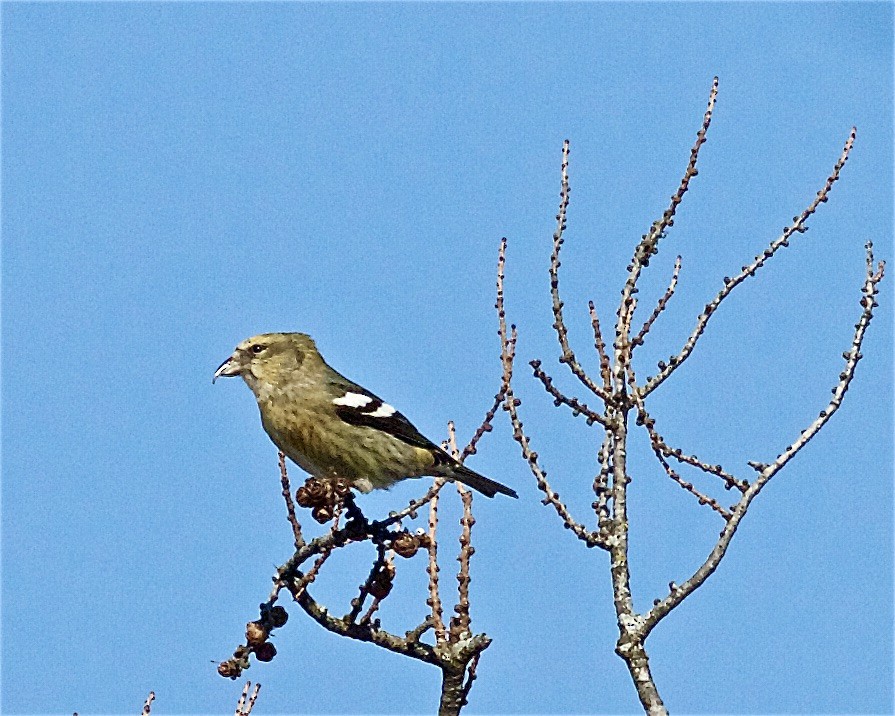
548, 140, 611, 402
141, 692, 155, 716
640, 126, 857, 398
295, 586, 438, 664
234, 682, 261, 716
530, 359, 609, 427
279, 452, 304, 549
616, 77, 718, 354
447, 424, 476, 641
588, 301, 613, 390
641, 242, 884, 636
592, 433, 614, 527
497, 238, 606, 549
633, 256, 681, 347
634, 401, 748, 493
426, 478, 448, 642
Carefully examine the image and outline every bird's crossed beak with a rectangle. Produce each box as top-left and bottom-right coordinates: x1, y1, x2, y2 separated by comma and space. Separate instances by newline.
213, 353, 243, 383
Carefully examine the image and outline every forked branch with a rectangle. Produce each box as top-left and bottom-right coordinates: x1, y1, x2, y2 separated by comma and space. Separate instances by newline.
497, 76, 883, 715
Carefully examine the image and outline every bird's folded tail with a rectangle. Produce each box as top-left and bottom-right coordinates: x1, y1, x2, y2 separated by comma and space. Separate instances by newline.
445, 463, 518, 499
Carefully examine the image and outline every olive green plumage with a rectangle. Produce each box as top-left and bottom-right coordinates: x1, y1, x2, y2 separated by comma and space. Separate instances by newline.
214, 332, 517, 498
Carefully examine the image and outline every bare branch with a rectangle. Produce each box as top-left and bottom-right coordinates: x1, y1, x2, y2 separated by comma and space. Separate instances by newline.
279, 452, 304, 549
498, 238, 606, 549
141, 692, 155, 716
295, 586, 439, 664
592, 433, 613, 527
633, 256, 681, 347
459, 652, 482, 710
588, 301, 613, 390
347, 542, 389, 623
426, 478, 448, 642
460, 386, 506, 462
641, 241, 884, 636
646, 436, 733, 520
634, 403, 748, 493
616, 77, 718, 351
548, 140, 611, 401
451, 482, 475, 641
235, 682, 261, 716
530, 359, 609, 427
640, 127, 857, 398
360, 552, 395, 627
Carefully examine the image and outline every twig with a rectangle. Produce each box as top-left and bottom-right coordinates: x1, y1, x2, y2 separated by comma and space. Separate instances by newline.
461, 383, 508, 462
498, 238, 606, 549
235, 682, 261, 716
592, 433, 613, 528
141, 692, 155, 716
640, 127, 857, 399
641, 241, 884, 637
616, 77, 718, 356
426, 478, 448, 642
360, 551, 395, 627
548, 140, 612, 402
649, 439, 732, 519
633, 256, 681, 347
530, 360, 609, 427
633, 399, 747, 493
347, 542, 389, 623
588, 301, 613, 390
447, 423, 475, 642
279, 452, 304, 549
459, 652, 482, 709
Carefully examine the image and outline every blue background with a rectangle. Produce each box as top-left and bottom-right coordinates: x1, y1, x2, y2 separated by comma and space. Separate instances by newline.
2, 3, 892, 714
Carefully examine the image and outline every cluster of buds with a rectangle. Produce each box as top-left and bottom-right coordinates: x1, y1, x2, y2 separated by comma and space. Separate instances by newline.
390, 529, 429, 559
218, 604, 289, 678
368, 562, 397, 600
296, 477, 352, 523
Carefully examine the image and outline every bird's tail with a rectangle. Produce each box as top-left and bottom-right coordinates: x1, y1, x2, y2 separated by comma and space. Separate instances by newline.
446, 463, 518, 499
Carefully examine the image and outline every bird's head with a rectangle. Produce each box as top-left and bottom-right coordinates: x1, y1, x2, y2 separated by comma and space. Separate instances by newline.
213, 332, 319, 392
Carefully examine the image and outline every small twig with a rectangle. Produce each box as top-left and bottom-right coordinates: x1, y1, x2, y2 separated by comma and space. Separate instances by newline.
588, 300, 613, 390
141, 692, 155, 716
374, 482, 445, 530
530, 360, 609, 427
278, 510, 341, 602
405, 615, 435, 644
459, 652, 482, 709
447, 423, 475, 642
461, 382, 509, 462
360, 551, 395, 627
640, 127, 857, 399
650, 440, 732, 519
616, 77, 718, 353
426, 478, 447, 642
634, 402, 747, 493
347, 542, 389, 623
548, 140, 612, 402
235, 682, 261, 716
498, 238, 606, 549
634, 256, 682, 347
296, 586, 440, 664
451, 483, 475, 641
278, 453, 304, 549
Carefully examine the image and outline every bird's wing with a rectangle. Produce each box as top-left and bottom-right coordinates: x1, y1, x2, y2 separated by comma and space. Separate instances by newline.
328, 376, 448, 458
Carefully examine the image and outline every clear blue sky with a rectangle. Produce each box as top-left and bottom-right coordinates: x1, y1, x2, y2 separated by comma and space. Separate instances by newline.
2, 3, 892, 714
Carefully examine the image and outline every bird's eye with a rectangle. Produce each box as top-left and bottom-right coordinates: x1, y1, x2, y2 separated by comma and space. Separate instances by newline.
250, 344, 264, 354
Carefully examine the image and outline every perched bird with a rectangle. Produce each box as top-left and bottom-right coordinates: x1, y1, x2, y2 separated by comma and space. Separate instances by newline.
213, 332, 517, 498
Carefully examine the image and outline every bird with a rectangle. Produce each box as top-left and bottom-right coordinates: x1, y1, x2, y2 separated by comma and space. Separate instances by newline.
213, 332, 517, 499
